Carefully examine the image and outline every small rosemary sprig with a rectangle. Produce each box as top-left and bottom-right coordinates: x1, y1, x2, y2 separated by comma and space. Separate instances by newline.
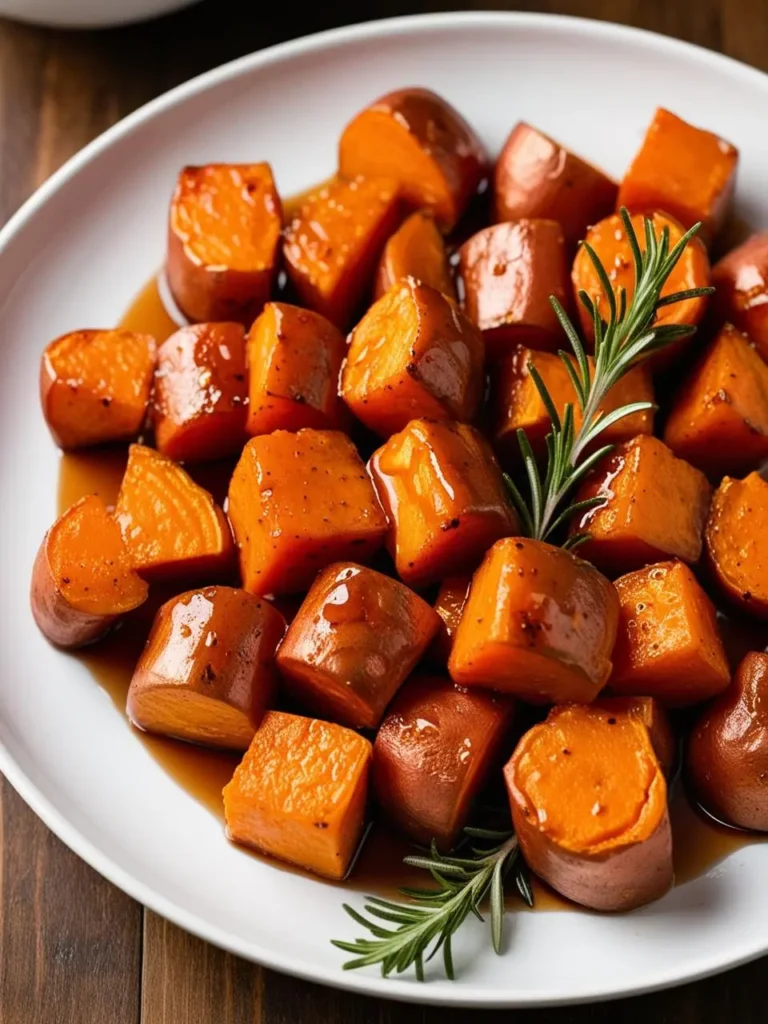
332, 828, 532, 980
504, 208, 713, 547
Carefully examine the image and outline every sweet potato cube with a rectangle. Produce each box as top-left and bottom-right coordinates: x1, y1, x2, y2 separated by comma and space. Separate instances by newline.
595, 696, 676, 777
430, 576, 472, 664
573, 436, 711, 576
223, 711, 371, 879
167, 163, 282, 324
448, 537, 620, 703
369, 418, 518, 587
372, 675, 514, 849
246, 302, 347, 436
712, 232, 768, 361
283, 176, 400, 328
115, 444, 234, 580
706, 472, 768, 618
277, 563, 441, 729
227, 430, 387, 596
341, 279, 484, 437
40, 329, 156, 450
459, 220, 570, 359
610, 561, 730, 707
617, 108, 738, 244
664, 324, 768, 477
127, 586, 285, 750
375, 210, 455, 299
153, 322, 247, 463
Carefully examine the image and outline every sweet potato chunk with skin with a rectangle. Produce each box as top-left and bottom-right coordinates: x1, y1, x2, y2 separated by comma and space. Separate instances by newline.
339, 88, 488, 232
573, 436, 712, 576
491, 345, 653, 464
609, 561, 730, 707
283, 176, 400, 329
115, 444, 233, 580
277, 563, 441, 730
40, 329, 156, 450
706, 472, 768, 618
341, 279, 484, 438
506, 704, 672, 912
459, 220, 570, 359
153, 322, 247, 463
167, 163, 282, 325
493, 123, 617, 249
223, 711, 371, 879
664, 324, 768, 477
712, 233, 768, 361
227, 430, 387, 596
430, 576, 472, 664
127, 587, 285, 751
369, 419, 518, 588
373, 676, 514, 849
448, 537, 619, 703
246, 302, 347, 436
375, 210, 455, 299
618, 108, 737, 245
30, 495, 148, 648
595, 696, 676, 777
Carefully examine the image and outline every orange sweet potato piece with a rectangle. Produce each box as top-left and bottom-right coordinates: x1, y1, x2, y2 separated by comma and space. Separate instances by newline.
368, 418, 518, 588
372, 675, 514, 849
338, 88, 488, 232
594, 696, 676, 778
706, 472, 768, 618
153, 322, 247, 463
448, 537, 619, 703
115, 444, 233, 580
664, 324, 768, 477
127, 586, 284, 750
573, 436, 712, 576
341, 279, 484, 437
459, 220, 570, 359
283, 176, 400, 328
276, 563, 441, 729
375, 210, 455, 299
617, 108, 738, 245
430, 575, 472, 664
506, 704, 672, 911
712, 232, 768, 361
227, 430, 387, 596
609, 561, 730, 707
167, 163, 282, 325
40, 329, 156, 450
223, 710, 371, 879
30, 494, 148, 648
493, 122, 617, 248
246, 302, 347, 436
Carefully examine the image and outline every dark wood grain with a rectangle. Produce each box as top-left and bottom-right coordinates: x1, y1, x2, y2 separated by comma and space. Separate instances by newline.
2, 0, 768, 1021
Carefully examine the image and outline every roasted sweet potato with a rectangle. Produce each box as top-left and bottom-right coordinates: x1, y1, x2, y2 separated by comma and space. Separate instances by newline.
115, 444, 233, 580
31, 494, 148, 648
368, 418, 518, 587
506, 704, 673, 911
276, 563, 440, 729
375, 210, 455, 299
341, 279, 484, 437
610, 561, 730, 706
459, 220, 570, 358
338, 87, 488, 232
493, 123, 617, 248
448, 537, 619, 703
712, 232, 768, 361
167, 163, 282, 325
617, 108, 738, 244
246, 302, 347, 436
706, 472, 768, 618
40, 329, 156, 450
283, 176, 400, 328
595, 696, 676, 777
372, 675, 514, 849
227, 429, 387, 596
153, 322, 247, 463
688, 652, 768, 831
573, 436, 712, 576
430, 576, 472, 664
223, 710, 371, 879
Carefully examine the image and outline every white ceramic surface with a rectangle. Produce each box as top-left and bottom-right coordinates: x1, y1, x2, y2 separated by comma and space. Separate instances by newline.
1, 12, 767, 1009
0, 0, 198, 28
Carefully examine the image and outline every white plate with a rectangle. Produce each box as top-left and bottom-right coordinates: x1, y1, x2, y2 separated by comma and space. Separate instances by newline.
1, 11, 767, 1009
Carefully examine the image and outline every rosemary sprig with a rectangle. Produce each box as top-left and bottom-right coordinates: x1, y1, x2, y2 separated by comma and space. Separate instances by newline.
332, 828, 532, 980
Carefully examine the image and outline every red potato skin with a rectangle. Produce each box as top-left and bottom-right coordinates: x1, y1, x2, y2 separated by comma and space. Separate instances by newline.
30, 541, 117, 649
712, 233, 768, 362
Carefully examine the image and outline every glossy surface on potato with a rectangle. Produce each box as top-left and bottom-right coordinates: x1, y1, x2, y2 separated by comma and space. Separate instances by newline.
375, 210, 455, 299
712, 232, 768, 362
706, 472, 768, 618
430, 575, 472, 664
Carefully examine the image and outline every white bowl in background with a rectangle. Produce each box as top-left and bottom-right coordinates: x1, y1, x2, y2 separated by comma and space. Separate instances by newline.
0, 0, 199, 28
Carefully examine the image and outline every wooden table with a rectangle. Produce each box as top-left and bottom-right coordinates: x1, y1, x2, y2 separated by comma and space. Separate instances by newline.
2, 1, 766, 1020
